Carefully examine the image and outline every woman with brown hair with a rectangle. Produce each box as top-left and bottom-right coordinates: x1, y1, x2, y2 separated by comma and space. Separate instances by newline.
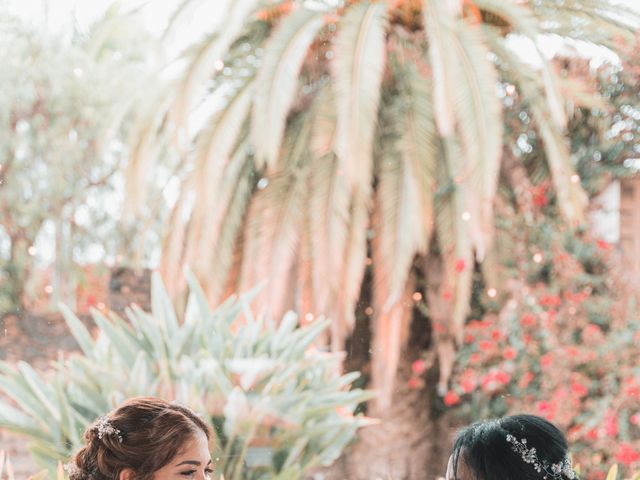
66, 397, 214, 480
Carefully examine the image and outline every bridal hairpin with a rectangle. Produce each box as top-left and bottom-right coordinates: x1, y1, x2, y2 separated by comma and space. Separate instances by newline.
95, 416, 123, 443
506, 434, 576, 479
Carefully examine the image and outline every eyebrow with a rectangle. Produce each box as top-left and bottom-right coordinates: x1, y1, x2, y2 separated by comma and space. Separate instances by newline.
175, 460, 212, 467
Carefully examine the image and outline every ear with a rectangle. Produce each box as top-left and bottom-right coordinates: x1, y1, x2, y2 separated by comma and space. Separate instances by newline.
119, 468, 135, 480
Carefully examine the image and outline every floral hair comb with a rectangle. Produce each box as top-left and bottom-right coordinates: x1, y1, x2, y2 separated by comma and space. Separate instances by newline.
506, 434, 576, 479
95, 416, 123, 443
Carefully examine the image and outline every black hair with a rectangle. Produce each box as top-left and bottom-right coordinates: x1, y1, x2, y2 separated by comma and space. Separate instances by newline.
451, 414, 576, 480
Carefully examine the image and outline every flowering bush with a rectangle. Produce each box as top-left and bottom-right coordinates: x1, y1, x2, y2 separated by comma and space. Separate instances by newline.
442, 215, 640, 480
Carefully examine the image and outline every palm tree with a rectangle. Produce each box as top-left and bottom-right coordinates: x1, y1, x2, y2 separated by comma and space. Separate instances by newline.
126, 1, 638, 477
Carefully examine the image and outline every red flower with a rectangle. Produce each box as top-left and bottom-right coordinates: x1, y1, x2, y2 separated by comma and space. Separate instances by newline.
460, 370, 477, 393
536, 401, 555, 420
564, 346, 581, 357
469, 353, 482, 364
540, 294, 561, 308
494, 370, 511, 384
615, 443, 640, 466
503, 347, 517, 361
454, 259, 466, 273
623, 377, 640, 397
443, 390, 461, 406
412, 359, 427, 375
491, 329, 504, 341
571, 382, 588, 397
596, 239, 613, 251
532, 185, 548, 207
481, 369, 511, 392
408, 377, 423, 390
442, 290, 453, 301
540, 353, 554, 369
603, 410, 619, 438
567, 425, 582, 441
631, 413, 640, 426
586, 428, 599, 440
479, 340, 495, 351
464, 333, 475, 344
468, 319, 492, 330
584, 324, 602, 335
520, 313, 537, 327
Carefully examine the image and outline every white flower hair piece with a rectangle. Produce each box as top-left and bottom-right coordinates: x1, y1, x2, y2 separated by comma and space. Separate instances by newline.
506, 434, 576, 480
63, 462, 80, 476
96, 416, 123, 443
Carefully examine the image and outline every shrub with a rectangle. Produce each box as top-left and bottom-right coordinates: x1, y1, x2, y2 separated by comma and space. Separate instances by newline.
0, 273, 373, 479
440, 215, 640, 480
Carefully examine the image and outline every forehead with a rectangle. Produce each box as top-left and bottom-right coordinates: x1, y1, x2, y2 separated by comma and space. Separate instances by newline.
172, 430, 210, 460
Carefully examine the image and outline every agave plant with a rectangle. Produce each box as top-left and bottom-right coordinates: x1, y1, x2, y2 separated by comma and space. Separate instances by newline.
122, 0, 639, 477
0, 273, 372, 479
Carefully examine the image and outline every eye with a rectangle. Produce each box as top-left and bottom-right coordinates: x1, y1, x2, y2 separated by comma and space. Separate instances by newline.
179, 470, 196, 477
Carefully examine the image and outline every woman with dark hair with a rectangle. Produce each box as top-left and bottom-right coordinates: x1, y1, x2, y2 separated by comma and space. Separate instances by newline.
445, 414, 577, 480
66, 397, 213, 480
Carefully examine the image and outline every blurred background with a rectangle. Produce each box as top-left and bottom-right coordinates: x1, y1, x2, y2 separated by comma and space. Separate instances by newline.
0, 0, 639, 479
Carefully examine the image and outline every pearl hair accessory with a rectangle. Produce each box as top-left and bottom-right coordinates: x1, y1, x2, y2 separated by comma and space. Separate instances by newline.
95, 416, 123, 443
506, 434, 576, 479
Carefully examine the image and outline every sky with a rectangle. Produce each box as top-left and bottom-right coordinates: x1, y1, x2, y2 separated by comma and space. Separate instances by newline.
7, 0, 640, 37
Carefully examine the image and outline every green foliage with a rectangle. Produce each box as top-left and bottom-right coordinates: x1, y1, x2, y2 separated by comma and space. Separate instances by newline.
0, 273, 372, 479
0, 10, 157, 313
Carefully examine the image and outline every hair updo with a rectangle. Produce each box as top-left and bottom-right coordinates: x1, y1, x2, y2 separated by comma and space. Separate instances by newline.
68, 397, 210, 480
451, 414, 577, 480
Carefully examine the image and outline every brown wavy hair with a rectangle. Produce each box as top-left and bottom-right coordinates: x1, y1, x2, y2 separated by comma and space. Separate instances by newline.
68, 397, 211, 480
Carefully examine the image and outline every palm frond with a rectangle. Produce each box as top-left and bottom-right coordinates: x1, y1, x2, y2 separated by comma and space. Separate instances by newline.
199, 153, 255, 306
532, 0, 640, 44
240, 113, 313, 319
474, 0, 568, 129
170, 0, 262, 127
159, 176, 194, 298
438, 138, 474, 344
309, 87, 350, 316
296, 211, 315, 325
333, 1, 387, 194
183, 81, 254, 271
124, 85, 175, 213
374, 63, 436, 308
529, 98, 588, 224
488, 32, 588, 224
332, 191, 370, 351
370, 270, 414, 410
309, 153, 350, 316
449, 22, 504, 259
423, 0, 455, 137
251, 6, 324, 171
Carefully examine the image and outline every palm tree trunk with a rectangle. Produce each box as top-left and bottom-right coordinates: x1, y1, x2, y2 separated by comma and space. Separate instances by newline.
314, 312, 452, 480
4, 233, 30, 313
346, 355, 440, 479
